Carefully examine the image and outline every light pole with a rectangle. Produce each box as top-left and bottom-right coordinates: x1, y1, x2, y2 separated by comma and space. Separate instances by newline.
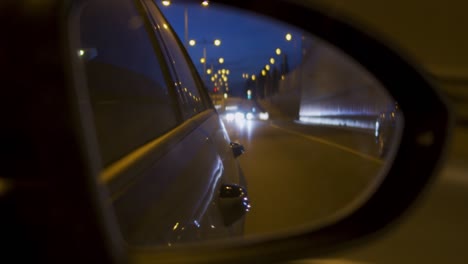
160, 1, 210, 47
189, 38, 221, 82
184, 7, 188, 47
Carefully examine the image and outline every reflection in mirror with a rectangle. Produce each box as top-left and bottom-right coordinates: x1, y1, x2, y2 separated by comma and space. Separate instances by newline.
167, 2, 402, 237
72, 0, 403, 249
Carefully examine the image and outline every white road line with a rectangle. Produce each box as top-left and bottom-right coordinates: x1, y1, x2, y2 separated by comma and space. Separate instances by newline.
270, 124, 383, 164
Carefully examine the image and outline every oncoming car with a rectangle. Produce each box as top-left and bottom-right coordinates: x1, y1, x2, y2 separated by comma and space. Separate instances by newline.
221, 97, 269, 122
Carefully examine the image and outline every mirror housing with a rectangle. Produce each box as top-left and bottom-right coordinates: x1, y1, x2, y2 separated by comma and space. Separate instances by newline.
0, 0, 451, 263
230, 142, 245, 158
132, 0, 451, 262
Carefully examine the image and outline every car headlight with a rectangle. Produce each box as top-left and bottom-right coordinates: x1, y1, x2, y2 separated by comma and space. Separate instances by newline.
246, 112, 254, 120
259, 112, 269, 120
226, 113, 235, 121
235, 112, 245, 121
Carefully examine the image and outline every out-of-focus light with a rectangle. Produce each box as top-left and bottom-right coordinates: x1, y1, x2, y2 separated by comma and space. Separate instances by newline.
276, 48, 282, 55
235, 112, 245, 121
259, 112, 269, 120
246, 112, 254, 120
285, 33, 292, 41
200, 57, 206, 64
222, 69, 226, 74
251, 75, 256, 81
226, 113, 235, 121
247, 90, 252, 96
201, 1, 209, 7
270, 58, 275, 64
219, 57, 224, 64
226, 70, 230, 75
223, 76, 228, 82
189, 39, 196, 46
163, 24, 168, 29
211, 76, 215, 82
224, 93, 228, 99
281, 75, 285, 80
214, 39, 221, 46
375, 121, 380, 137
261, 70, 266, 76
226, 105, 238, 111
207, 69, 212, 75
299, 116, 375, 130
78, 50, 85, 57
265, 65, 270, 71
173, 222, 179, 231
162, 0, 171, 6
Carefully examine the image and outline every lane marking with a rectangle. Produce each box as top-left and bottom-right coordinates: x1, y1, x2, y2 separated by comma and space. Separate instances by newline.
270, 124, 383, 164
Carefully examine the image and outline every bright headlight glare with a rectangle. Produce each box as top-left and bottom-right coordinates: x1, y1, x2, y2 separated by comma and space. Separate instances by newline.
259, 112, 269, 120
235, 112, 245, 120
226, 113, 235, 121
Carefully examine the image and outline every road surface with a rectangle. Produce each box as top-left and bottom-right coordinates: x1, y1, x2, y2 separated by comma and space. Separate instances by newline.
223, 117, 388, 237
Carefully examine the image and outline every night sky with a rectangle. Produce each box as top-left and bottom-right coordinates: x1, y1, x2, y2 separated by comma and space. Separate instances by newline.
157, 1, 303, 96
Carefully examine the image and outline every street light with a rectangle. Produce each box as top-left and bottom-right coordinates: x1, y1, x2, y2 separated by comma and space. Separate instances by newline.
276, 48, 282, 55
207, 69, 212, 75
161, 2, 211, 47
218, 57, 224, 64
189, 38, 221, 82
261, 70, 266, 76
265, 65, 270, 71
270, 58, 275, 64
251, 75, 256, 81
285, 33, 292, 41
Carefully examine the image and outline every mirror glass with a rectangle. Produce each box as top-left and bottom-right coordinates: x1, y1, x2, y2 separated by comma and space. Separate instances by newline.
71, 0, 403, 248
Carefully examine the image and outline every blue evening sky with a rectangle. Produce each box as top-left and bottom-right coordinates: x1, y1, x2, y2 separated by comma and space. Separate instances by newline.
157, 2, 303, 95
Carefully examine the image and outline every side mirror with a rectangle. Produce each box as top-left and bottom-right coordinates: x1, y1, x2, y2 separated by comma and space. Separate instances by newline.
230, 142, 245, 158
0, 0, 451, 263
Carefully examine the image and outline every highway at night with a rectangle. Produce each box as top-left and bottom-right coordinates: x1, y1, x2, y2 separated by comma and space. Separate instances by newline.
221, 111, 386, 236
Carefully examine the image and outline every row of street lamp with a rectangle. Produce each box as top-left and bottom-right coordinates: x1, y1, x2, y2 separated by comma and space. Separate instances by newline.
160, 1, 300, 97
242, 32, 297, 83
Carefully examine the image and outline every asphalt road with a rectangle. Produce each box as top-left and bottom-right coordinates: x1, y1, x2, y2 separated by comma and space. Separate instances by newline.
223, 118, 388, 237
